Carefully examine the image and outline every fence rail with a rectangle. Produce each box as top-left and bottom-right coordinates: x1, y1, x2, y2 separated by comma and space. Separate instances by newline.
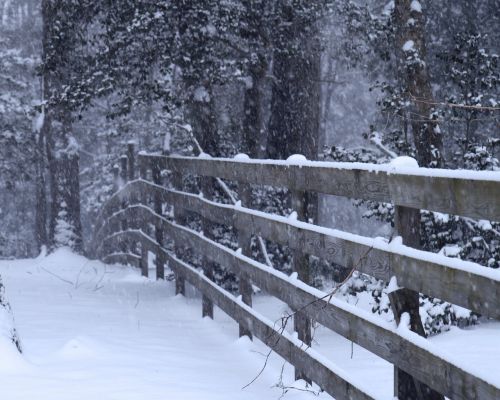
145, 154, 500, 220
92, 147, 500, 400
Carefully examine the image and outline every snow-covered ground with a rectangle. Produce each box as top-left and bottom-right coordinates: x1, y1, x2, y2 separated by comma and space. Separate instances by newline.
0, 249, 499, 399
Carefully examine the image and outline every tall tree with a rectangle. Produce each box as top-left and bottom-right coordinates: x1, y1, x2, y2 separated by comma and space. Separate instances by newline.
0, 0, 40, 256
38, 0, 97, 252
393, 0, 443, 167
267, 1, 324, 161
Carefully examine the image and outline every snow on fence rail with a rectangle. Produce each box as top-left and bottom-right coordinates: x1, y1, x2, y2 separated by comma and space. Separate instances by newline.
144, 154, 500, 221
92, 148, 500, 400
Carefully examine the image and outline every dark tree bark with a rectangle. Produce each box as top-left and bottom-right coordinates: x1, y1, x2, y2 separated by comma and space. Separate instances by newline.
35, 115, 49, 251
41, 0, 83, 252
267, 27, 321, 162
392, 6, 445, 399
188, 86, 220, 157
394, 0, 444, 167
242, 59, 267, 158
267, 13, 321, 223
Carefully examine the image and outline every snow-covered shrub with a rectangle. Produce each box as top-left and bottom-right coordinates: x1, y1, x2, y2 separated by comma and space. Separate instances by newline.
54, 202, 79, 249
0, 276, 21, 353
322, 144, 496, 335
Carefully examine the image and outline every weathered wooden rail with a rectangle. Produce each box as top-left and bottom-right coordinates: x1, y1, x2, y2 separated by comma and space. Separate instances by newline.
92, 145, 500, 400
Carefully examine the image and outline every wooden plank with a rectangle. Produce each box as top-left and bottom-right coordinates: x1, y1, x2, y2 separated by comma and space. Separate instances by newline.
97, 215, 499, 399
103, 252, 140, 268
127, 142, 136, 181
102, 230, 159, 260
119, 156, 129, 254
140, 245, 148, 277
112, 164, 120, 192
200, 176, 215, 319
172, 171, 186, 295
162, 222, 500, 400
389, 206, 443, 399
95, 191, 500, 321
120, 155, 128, 184
161, 188, 500, 320
166, 253, 377, 400
237, 182, 252, 339
290, 190, 312, 382
141, 154, 500, 221
152, 161, 165, 280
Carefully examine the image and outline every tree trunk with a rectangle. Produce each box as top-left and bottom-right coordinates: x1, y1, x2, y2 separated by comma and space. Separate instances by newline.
35, 115, 48, 251
242, 59, 267, 158
267, 30, 321, 162
394, 0, 444, 167
41, 0, 83, 252
188, 86, 219, 157
267, 22, 321, 223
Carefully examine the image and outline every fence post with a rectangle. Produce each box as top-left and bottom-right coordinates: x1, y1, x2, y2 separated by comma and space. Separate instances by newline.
138, 153, 149, 206
136, 155, 150, 277
112, 164, 120, 192
238, 182, 253, 339
152, 159, 165, 280
140, 242, 148, 278
127, 141, 136, 181
388, 205, 443, 400
200, 177, 215, 319
119, 155, 128, 253
291, 190, 312, 383
120, 155, 128, 187
172, 170, 185, 296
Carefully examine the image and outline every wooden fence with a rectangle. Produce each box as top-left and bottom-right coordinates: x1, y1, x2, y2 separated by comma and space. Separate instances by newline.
92, 145, 500, 400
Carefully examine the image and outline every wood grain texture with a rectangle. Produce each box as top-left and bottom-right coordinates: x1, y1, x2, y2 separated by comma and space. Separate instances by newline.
93, 155, 500, 400
237, 182, 252, 338
167, 253, 377, 400
161, 222, 500, 400
389, 205, 443, 400
290, 190, 312, 382
102, 252, 140, 268
94, 185, 500, 320
140, 154, 500, 221
165, 188, 500, 320
100, 223, 499, 400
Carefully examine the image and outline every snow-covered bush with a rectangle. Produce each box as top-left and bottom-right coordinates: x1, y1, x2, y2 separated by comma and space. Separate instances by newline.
322, 144, 497, 335
0, 275, 21, 353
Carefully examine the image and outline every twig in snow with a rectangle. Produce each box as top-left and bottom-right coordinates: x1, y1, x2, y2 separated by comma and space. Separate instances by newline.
41, 267, 74, 286
93, 265, 108, 291
242, 246, 373, 390
185, 129, 273, 268
273, 362, 321, 399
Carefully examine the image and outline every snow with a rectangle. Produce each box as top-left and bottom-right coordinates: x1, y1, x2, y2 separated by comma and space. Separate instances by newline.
389, 156, 419, 169
386, 276, 400, 293
0, 249, 332, 400
233, 153, 250, 161
33, 111, 44, 133
410, 1, 422, 13
197, 151, 212, 159
176, 189, 500, 282
478, 219, 493, 231
402, 40, 415, 52
0, 249, 499, 398
169, 219, 500, 389
286, 154, 307, 162
0, 335, 27, 373
193, 86, 210, 103
440, 245, 461, 258
167, 155, 500, 182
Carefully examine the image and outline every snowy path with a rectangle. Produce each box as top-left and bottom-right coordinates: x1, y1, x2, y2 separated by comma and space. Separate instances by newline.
0, 249, 499, 400
0, 249, 335, 400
